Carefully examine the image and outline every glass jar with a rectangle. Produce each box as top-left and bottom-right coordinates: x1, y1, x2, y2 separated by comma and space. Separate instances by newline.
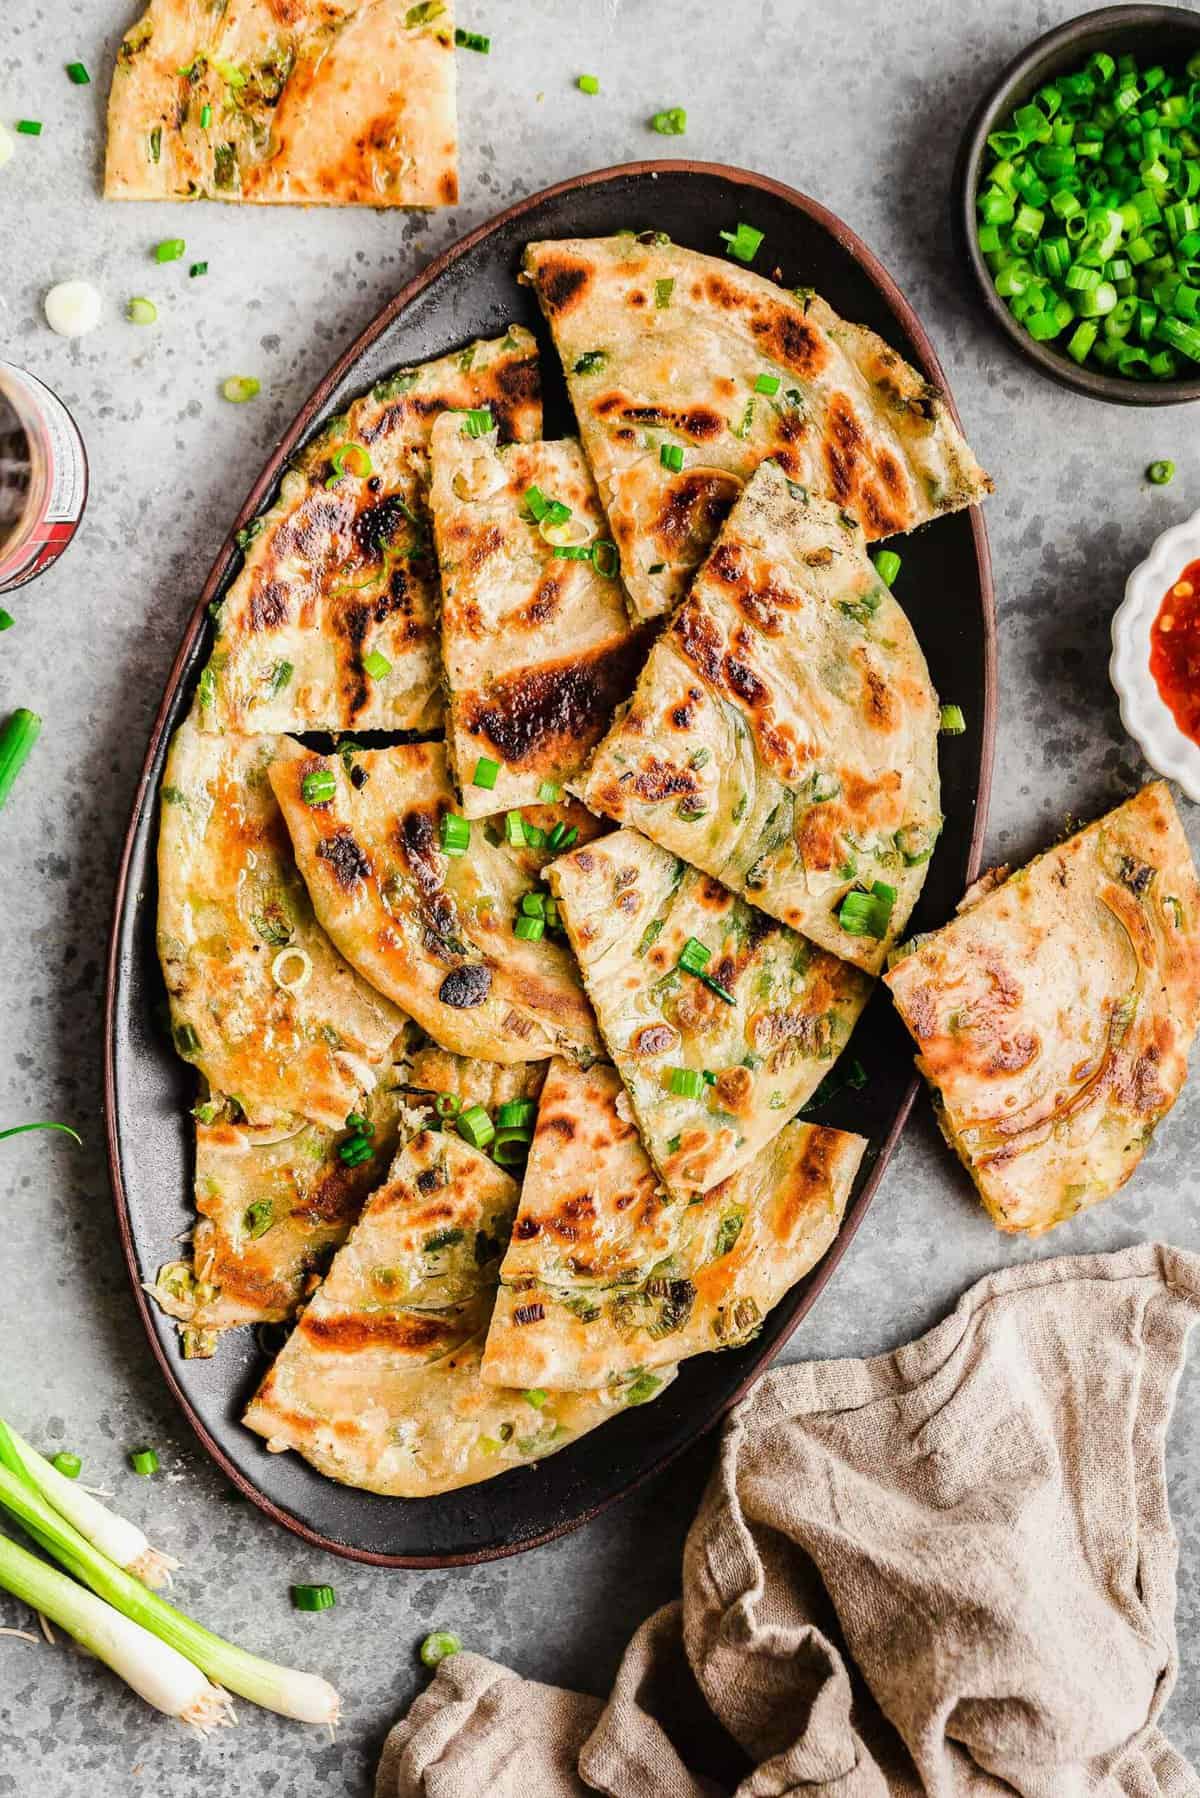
0, 361, 89, 593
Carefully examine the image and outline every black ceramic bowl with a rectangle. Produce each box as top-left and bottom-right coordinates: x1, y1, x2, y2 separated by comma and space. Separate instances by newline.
956, 4, 1200, 404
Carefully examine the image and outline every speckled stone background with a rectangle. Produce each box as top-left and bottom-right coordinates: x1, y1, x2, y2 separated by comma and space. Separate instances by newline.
1, 0, 1199, 1790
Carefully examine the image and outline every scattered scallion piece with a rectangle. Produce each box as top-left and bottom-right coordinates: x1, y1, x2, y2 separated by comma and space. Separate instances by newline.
420, 1631, 463, 1668
939, 702, 967, 735
872, 549, 902, 586
291, 1584, 336, 1612
66, 62, 91, 85
326, 442, 373, 485
126, 297, 157, 325
754, 372, 780, 395
655, 277, 674, 307
0, 708, 40, 810
472, 755, 500, 789
837, 881, 896, 939
188, 261, 208, 278
362, 649, 391, 679
301, 768, 336, 805
200, 103, 212, 129
492, 1129, 532, 1167
537, 780, 561, 803
514, 915, 544, 942
50, 1453, 82, 1479
221, 375, 260, 403
454, 27, 490, 51
1147, 458, 1176, 483
650, 107, 687, 135
677, 936, 711, 976
128, 1449, 159, 1478
660, 442, 684, 472
668, 1066, 707, 1099
440, 812, 471, 856
16, 120, 43, 136
0, 610, 12, 631
457, 1105, 495, 1150
460, 406, 493, 437
577, 74, 600, 95
496, 1098, 537, 1130
719, 221, 763, 264
522, 1389, 548, 1409
154, 238, 185, 263
504, 810, 527, 847
0, 1121, 81, 1146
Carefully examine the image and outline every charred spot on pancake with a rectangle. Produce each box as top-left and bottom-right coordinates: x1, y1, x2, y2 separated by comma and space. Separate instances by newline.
655, 471, 740, 563
703, 273, 744, 311
628, 289, 647, 307
629, 755, 698, 805
714, 1065, 753, 1111
249, 581, 289, 631
724, 653, 768, 708
316, 829, 372, 889
750, 305, 828, 378
673, 599, 725, 684
489, 356, 541, 441
398, 806, 442, 896
301, 1310, 459, 1353
858, 485, 905, 537
355, 494, 411, 561
861, 664, 895, 729
274, 495, 346, 561
439, 168, 458, 206
438, 964, 492, 1008
415, 1166, 443, 1194
514, 1215, 541, 1240
622, 403, 724, 442
533, 256, 590, 316
710, 544, 744, 586
461, 634, 648, 770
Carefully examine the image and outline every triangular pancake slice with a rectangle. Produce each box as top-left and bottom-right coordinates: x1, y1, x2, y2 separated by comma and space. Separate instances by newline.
243, 1129, 673, 1497
152, 1046, 543, 1355
198, 328, 540, 735
885, 782, 1200, 1236
268, 738, 602, 1064
524, 234, 991, 620
546, 827, 871, 1196
157, 716, 406, 1129
481, 1059, 865, 1391
581, 459, 941, 975
428, 416, 647, 816
106, 0, 458, 208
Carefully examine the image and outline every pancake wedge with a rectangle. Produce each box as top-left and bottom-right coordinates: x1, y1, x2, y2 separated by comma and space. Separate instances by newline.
106, 0, 458, 207
428, 416, 647, 816
243, 1129, 673, 1497
524, 234, 991, 619
581, 459, 941, 974
157, 717, 405, 1129
481, 1059, 865, 1390
885, 782, 1200, 1236
546, 827, 871, 1195
268, 738, 602, 1064
198, 329, 540, 735
152, 1047, 543, 1355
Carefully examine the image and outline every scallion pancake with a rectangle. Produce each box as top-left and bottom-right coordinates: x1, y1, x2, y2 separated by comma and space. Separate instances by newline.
885, 782, 1200, 1235
546, 826, 871, 1195
157, 716, 405, 1129
481, 1059, 865, 1390
428, 415, 646, 816
106, 0, 458, 207
268, 738, 602, 1063
199, 329, 540, 736
581, 459, 941, 974
243, 1129, 672, 1497
524, 234, 992, 620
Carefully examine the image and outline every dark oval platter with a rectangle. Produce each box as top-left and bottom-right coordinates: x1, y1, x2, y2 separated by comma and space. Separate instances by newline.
104, 161, 996, 1566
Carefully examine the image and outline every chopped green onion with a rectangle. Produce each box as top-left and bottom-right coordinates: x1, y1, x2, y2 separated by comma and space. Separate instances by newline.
577, 74, 600, 95
472, 755, 500, 789
514, 915, 544, 942
522, 1389, 548, 1409
0, 709, 40, 810
188, 261, 208, 278
128, 1449, 159, 1478
222, 375, 260, 403
491, 1129, 532, 1166
520, 891, 545, 916
505, 810, 527, 847
440, 812, 471, 856
460, 407, 493, 437
420, 1631, 463, 1668
592, 539, 618, 578
15, 120, 43, 136
126, 297, 157, 326
754, 372, 781, 395
301, 768, 336, 805
0, 611, 12, 632
291, 1584, 336, 1612
0, 1120, 81, 1146
1147, 458, 1176, 483
154, 238, 185, 263
50, 1452, 82, 1479
66, 63, 90, 85
545, 820, 578, 851
872, 549, 902, 586
454, 27, 490, 51
551, 543, 592, 562
939, 702, 967, 734
200, 103, 212, 129
325, 442, 373, 485
699, 973, 736, 1006
573, 350, 606, 374
651, 107, 687, 135
677, 936, 711, 975
496, 1098, 537, 1130
457, 1105, 495, 1150
719, 221, 763, 264
655, 277, 675, 307
668, 1066, 707, 1099
537, 780, 561, 802
148, 126, 161, 162
837, 881, 896, 939
661, 442, 684, 472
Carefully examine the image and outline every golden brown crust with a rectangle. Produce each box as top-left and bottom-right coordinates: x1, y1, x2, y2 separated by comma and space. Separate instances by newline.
885, 782, 1200, 1234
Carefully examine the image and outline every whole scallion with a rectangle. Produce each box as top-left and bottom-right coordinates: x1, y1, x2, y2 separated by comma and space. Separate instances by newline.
0, 1420, 175, 1587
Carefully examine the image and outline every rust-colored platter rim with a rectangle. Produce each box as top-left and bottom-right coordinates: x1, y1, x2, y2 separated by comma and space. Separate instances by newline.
103, 157, 997, 1566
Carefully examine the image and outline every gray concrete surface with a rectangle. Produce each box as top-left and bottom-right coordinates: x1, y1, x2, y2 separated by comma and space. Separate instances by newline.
1, 0, 1199, 1790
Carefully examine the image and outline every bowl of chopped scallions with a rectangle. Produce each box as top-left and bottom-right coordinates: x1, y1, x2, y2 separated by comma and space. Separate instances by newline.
957, 4, 1200, 402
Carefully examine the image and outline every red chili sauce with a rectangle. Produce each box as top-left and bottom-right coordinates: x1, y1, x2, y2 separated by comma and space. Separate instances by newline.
1150, 556, 1200, 747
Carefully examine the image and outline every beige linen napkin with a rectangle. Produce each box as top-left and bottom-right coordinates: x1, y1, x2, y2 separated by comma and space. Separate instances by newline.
378, 1243, 1200, 1798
